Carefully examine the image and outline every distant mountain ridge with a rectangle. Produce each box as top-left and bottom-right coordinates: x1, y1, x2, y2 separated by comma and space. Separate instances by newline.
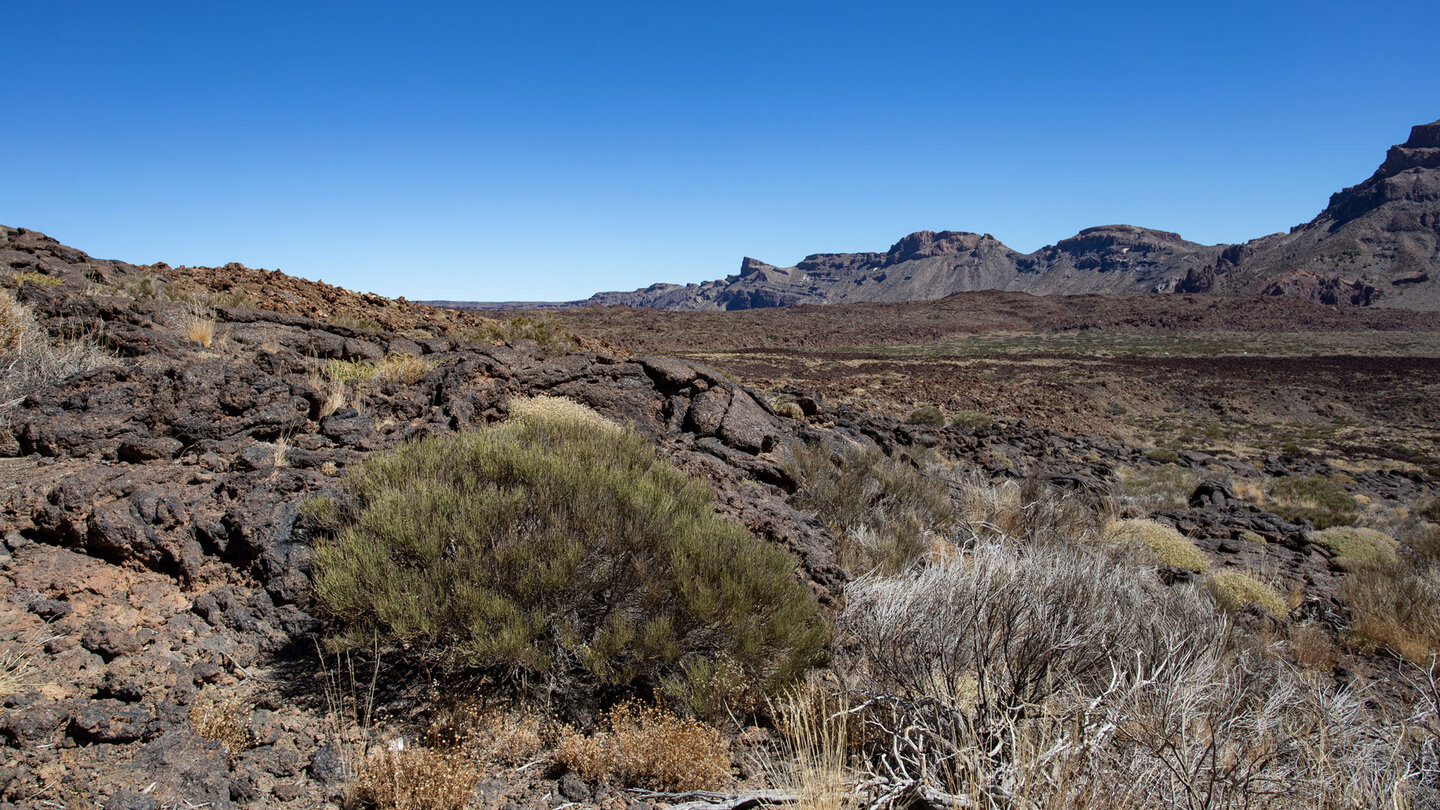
429, 119, 1440, 312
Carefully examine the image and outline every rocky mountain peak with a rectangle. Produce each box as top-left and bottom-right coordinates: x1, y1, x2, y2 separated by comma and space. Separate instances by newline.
739, 257, 778, 277
1402, 119, 1440, 149
884, 230, 990, 264
1376, 121, 1440, 178
1321, 119, 1440, 228
1055, 225, 1193, 252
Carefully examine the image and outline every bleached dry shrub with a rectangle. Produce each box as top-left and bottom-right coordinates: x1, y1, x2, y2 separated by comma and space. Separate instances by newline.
840, 539, 1215, 724
834, 537, 1417, 808
0, 289, 110, 411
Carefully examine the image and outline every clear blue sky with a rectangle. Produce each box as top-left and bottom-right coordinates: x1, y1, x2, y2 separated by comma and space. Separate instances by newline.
4, 1, 1437, 301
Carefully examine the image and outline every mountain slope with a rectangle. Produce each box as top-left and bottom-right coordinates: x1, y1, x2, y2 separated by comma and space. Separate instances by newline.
1179, 120, 1440, 309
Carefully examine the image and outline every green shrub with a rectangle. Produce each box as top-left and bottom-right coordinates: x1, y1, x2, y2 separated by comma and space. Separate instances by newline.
309, 406, 826, 706
947, 409, 992, 429
1105, 518, 1207, 572
1265, 475, 1358, 529
1117, 463, 1200, 512
1144, 448, 1180, 464
1308, 526, 1399, 571
1206, 571, 1287, 620
905, 404, 945, 427
786, 441, 954, 574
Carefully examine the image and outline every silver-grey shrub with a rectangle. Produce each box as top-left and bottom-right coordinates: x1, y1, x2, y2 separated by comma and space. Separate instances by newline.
836, 537, 1421, 808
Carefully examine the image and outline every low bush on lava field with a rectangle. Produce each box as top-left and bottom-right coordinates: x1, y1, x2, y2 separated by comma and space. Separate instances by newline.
1105, 518, 1208, 572
454, 314, 582, 355
1205, 570, 1288, 620
786, 440, 955, 573
1265, 474, 1359, 529
308, 397, 827, 709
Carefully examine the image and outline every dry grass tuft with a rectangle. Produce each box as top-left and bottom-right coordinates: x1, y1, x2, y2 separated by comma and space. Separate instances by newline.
955, 475, 1108, 547
1116, 463, 1201, 512
455, 315, 582, 355
187, 688, 255, 762
1105, 518, 1207, 572
554, 701, 730, 791
1205, 570, 1288, 619
346, 747, 478, 810
1343, 563, 1440, 663
325, 357, 379, 383
0, 644, 38, 698
330, 313, 386, 334
184, 307, 217, 347
1265, 475, 1359, 529
1288, 623, 1341, 671
787, 440, 955, 574
506, 394, 615, 431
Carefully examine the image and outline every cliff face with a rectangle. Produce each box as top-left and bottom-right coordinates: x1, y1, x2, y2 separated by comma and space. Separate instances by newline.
574, 119, 1440, 311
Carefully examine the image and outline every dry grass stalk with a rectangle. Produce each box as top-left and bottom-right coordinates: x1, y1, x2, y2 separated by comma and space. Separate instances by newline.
771, 684, 852, 810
